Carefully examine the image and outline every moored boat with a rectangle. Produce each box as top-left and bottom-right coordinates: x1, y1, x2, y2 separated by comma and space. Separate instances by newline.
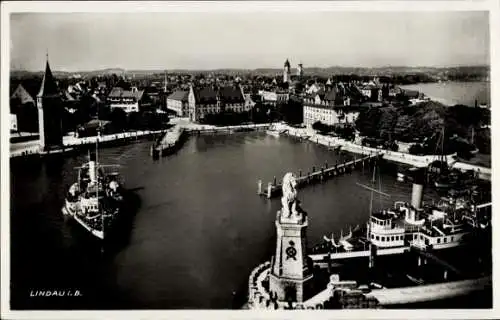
62, 144, 124, 240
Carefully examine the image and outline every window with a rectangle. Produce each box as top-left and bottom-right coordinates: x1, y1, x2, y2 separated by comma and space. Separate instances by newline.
391, 236, 394, 241
437, 238, 441, 244
451, 236, 454, 242
444, 237, 447, 243
371, 234, 374, 239
376, 236, 379, 241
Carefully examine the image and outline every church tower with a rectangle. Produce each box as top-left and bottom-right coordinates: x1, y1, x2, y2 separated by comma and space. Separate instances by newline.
269, 173, 314, 303
37, 56, 63, 150
297, 63, 303, 78
283, 59, 291, 83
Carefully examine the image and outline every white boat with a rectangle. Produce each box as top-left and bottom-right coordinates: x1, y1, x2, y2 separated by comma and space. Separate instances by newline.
63, 155, 123, 240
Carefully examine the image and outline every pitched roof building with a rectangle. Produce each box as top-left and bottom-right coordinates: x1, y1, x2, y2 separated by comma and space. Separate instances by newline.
188, 85, 250, 122
167, 90, 189, 116
107, 87, 145, 113
37, 57, 64, 150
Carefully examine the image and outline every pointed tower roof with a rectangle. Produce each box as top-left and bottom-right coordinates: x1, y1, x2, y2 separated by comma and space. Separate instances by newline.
37, 58, 60, 97
284, 59, 290, 68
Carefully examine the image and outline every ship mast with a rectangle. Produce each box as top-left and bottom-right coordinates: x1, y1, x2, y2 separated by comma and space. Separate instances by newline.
97, 103, 104, 249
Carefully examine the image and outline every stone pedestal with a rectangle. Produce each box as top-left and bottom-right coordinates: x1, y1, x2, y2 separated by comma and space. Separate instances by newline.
269, 211, 313, 303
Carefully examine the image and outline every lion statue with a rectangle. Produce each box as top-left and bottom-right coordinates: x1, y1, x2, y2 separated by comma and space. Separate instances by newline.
281, 172, 302, 219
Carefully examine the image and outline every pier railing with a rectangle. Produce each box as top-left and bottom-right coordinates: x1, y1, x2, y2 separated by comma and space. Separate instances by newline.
257, 152, 381, 198
279, 125, 490, 181
10, 129, 165, 158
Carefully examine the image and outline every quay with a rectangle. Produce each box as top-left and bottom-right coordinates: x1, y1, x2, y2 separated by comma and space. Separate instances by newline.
10, 129, 166, 159
257, 152, 381, 198
182, 123, 274, 135
150, 122, 276, 158
276, 123, 491, 181
150, 125, 185, 158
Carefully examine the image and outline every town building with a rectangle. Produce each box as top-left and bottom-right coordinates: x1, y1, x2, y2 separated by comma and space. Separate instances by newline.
10, 82, 39, 133
258, 90, 290, 106
37, 57, 64, 150
10, 114, 18, 132
283, 59, 291, 83
107, 87, 145, 113
297, 63, 303, 78
303, 86, 361, 127
188, 85, 250, 122
166, 90, 189, 116
359, 84, 382, 102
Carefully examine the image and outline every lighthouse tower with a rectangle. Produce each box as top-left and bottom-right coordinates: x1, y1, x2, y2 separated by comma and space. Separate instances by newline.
37, 56, 63, 151
269, 173, 313, 303
283, 59, 291, 83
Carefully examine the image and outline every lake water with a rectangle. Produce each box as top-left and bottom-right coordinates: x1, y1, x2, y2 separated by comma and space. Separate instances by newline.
9, 133, 449, 309
399, 81, 490, 107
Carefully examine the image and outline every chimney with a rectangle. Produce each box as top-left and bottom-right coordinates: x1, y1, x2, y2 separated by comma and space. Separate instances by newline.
410, 168, 425, 210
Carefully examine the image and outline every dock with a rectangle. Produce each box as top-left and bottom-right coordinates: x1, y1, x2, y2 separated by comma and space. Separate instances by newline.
150, 125, 185, 158
182, 123, 273, 135
10, 129, 163, 159
257, 152, 381, 198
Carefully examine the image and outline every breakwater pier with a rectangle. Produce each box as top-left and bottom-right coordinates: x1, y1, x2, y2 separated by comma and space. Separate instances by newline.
257, 152, 381, 198
150, 123, 275, 158
150, 125, 185, 158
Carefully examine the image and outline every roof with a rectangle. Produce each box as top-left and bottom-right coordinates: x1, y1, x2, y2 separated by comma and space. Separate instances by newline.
82, 119, 111, 130
108, 87, 144, 100
37, 60, 60, 97
11, 84, 35, 104
64, 91, 76, 101
323, 87, 339, 102
403, 89, 420, 98
192, 85, 244, 104
192, 86, 218, 104
218, 86, 244, 103
167, 90, 189, 102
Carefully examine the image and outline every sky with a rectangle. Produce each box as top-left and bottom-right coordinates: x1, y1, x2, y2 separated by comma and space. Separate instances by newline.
10, 11, 490, 72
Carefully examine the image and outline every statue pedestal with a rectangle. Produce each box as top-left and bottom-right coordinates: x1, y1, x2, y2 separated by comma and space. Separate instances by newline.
269, 210, 313, 303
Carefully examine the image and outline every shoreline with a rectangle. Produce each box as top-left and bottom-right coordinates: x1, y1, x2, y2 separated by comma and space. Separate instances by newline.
275, 124, 491, 181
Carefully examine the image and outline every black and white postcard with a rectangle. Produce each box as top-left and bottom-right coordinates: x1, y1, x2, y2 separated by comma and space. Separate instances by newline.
1, 1, 498, 319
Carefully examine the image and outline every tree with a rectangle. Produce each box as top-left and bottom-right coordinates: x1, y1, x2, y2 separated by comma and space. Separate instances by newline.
109, 108, 127, 132
355, 107, 383, 137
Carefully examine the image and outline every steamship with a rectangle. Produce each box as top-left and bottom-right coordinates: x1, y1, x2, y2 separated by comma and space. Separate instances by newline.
62, 152, 124, 240
309, 178, 491, 262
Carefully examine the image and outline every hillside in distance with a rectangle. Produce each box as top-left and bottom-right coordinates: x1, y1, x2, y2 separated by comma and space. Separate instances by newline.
11, 65, 489, 79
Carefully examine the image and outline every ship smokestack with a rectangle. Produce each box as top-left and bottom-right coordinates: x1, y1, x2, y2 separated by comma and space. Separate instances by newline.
411, 183, 423, 210
410, 168, 425, 210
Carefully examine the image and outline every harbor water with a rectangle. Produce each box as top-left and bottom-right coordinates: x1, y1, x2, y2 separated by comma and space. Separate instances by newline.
399, 81, 490, 107
10, 132, 480, 309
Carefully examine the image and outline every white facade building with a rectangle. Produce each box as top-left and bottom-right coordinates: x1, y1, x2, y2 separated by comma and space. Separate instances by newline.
167, 90, 189, 116
107, 87, 145, 113
258, 90, 289, 105
10, 114, 18, 132
303, 104, 360, 127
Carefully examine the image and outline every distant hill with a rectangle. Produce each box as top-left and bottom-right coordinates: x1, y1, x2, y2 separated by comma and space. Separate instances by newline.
10, 65, 489, 79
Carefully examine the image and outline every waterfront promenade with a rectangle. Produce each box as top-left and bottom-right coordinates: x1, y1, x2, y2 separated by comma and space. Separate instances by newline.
10, 130, 165, 158
276, 124, 491, 181
9, 119, 491, 182
10, 118, 278, 159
